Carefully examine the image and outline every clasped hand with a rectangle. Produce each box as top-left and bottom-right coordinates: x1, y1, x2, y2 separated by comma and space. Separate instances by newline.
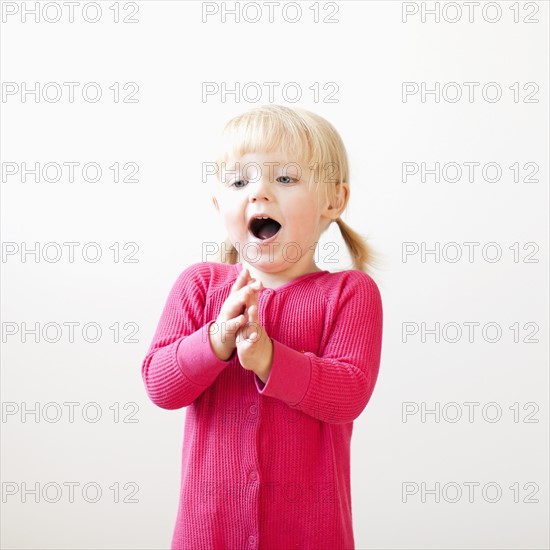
211, 267, 273, 383
235, 278, 273, 383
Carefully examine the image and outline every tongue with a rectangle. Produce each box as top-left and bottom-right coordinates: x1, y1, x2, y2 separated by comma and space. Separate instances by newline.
258, 220, 280, 240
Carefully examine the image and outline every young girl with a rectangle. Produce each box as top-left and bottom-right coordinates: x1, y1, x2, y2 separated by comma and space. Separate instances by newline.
141, 105, 383, 550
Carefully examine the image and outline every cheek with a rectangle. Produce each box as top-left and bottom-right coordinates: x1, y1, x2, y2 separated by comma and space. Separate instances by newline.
218, 199, 241, 220
287, 209, 318, 230
221, 210, 245, 235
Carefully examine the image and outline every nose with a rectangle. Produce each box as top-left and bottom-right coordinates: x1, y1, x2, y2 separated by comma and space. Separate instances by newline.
247, 175, 272, 202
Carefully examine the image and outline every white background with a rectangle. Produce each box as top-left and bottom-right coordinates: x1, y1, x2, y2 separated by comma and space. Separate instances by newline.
1, 1, 548, 549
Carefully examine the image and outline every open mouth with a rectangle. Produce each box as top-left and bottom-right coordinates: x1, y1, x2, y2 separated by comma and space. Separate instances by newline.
248, 217, 282, 241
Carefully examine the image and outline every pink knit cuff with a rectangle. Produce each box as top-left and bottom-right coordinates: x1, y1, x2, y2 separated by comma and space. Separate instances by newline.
254, 339, 312, 405
176, 320, 235, 386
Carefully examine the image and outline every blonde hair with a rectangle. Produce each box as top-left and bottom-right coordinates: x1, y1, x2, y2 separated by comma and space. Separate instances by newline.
211, 105, 382, 274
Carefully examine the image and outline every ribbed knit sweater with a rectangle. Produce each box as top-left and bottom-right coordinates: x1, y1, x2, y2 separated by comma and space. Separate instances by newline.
141, 261, 383, 550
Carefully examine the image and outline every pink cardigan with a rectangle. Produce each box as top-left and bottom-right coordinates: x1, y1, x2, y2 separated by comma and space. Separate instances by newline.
141, 261, 383, 550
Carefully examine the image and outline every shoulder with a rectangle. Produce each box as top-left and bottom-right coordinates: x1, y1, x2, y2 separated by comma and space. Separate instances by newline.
316, 269, 382, 312
320, 268, 381, 296
171, 261, 238, 297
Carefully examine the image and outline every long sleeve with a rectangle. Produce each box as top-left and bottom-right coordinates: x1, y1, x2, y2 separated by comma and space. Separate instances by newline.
254, 272, 383, 424
141, 264, 235, 410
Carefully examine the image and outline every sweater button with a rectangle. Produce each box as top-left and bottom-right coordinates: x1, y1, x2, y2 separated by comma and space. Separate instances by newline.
249, 470, 258, 481
248, 535, 256, 544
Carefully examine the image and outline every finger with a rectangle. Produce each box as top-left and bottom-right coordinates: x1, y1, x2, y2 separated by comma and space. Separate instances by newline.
250, 283, 260, 303
231, 269, 249, 292
247, 302, 256, 322
226, 313, 245, 333
223, 278, 261, 323
247, 288, 259, 319
245, 304, 257, 335
242, 306, 250, 327
250, 279, 262, 301
223, 276, 255, 318
245, 310, 261, 342
230, 267, 250, 293
237, 281, 260, 308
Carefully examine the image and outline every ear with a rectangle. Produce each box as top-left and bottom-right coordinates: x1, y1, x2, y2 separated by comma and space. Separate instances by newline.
321, 181, 349, 221
212, 195, 220, 213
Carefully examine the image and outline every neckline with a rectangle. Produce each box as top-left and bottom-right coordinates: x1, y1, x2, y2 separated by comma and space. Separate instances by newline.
234, 263, 329, 292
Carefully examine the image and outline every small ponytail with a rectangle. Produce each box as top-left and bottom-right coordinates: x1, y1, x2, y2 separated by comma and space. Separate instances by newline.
214, 237, 239, 265
336, 217, 382, 274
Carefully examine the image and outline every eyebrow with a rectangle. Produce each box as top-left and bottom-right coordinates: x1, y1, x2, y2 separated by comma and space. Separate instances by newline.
223, 162, 307, 178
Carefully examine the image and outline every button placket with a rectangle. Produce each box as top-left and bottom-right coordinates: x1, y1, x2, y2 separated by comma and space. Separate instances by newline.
248, 287, 270, 550
259, 288, 273, 331
245, 290, 262, 548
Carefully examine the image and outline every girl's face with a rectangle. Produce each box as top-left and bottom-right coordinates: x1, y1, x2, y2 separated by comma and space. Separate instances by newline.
212, 149, 335, 274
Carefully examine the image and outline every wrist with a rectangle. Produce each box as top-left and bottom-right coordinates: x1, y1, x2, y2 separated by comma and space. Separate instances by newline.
255, 338, 273, 382
208, 323, 234, 361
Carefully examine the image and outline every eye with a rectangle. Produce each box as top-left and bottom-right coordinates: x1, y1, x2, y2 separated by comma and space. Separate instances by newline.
230, 179, 247, 189
277, 176, 297, 185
